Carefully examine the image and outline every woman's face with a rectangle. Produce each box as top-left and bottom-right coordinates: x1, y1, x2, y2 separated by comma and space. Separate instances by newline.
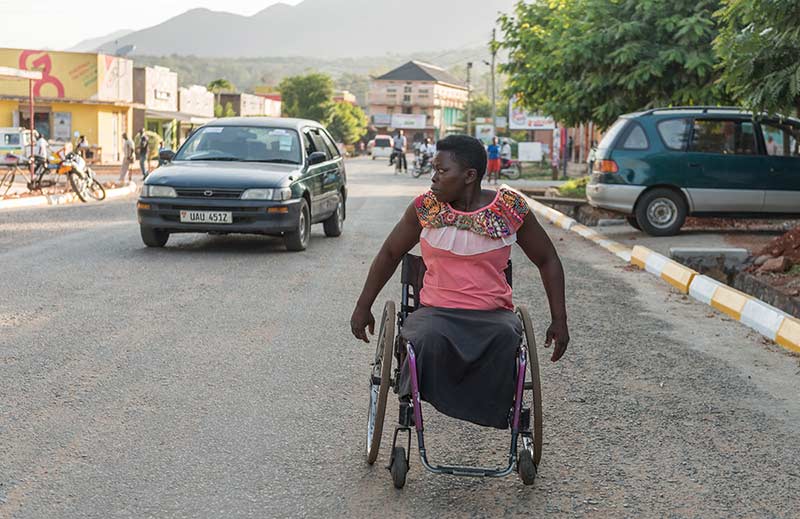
430, 151, 478, 203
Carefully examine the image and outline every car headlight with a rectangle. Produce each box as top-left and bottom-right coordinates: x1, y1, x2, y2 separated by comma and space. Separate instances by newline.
142, 185, 177, 198
241, 188, 292, 201
241, 188, 273, 200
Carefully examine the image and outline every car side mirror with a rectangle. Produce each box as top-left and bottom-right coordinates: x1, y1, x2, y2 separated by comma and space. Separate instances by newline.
307, 151, 327, 165
159, 149, 175, 163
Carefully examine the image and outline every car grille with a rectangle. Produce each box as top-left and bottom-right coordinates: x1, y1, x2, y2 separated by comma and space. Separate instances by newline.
174, 187, 245, 199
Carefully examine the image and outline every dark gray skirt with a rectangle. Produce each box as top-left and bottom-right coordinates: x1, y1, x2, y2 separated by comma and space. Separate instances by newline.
399, 306, 523, 429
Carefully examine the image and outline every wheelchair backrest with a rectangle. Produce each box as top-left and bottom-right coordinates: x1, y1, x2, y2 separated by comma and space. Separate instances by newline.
400, 253, 512, 319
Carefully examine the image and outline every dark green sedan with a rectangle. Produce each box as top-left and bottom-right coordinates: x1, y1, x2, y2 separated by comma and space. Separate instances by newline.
137, 117, 346, 251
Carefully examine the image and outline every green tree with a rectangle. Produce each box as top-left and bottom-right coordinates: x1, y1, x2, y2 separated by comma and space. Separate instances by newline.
279, 73, 335, 123
499, 0, 729, 128
715, 0, 800, 115
223, 102, 236, 117
207, 78, 235, 111
327, 102, 368, 144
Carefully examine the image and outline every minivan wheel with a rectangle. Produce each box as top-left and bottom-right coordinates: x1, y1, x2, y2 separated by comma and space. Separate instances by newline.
625, 216, 642, 231
284, 198, 310, 251
635, 188, 687, 236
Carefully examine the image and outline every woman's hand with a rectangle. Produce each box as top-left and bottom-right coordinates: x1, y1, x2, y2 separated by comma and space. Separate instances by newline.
545, 319, 570, 362
351, 305, 375, 343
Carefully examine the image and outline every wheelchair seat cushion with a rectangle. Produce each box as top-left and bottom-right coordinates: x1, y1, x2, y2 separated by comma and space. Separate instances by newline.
399, 306, 522, 429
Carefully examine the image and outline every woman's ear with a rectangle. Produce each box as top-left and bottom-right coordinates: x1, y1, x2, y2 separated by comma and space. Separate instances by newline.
464, 168, 479, 185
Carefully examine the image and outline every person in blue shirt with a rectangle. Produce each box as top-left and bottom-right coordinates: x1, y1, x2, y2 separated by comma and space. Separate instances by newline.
486, 136, 501, 184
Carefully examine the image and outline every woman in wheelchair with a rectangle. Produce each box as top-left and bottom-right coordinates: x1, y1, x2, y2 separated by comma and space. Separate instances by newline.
351, 135, 569, 486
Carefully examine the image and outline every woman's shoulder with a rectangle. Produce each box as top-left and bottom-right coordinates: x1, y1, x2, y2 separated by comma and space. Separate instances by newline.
414, 190, 444, 227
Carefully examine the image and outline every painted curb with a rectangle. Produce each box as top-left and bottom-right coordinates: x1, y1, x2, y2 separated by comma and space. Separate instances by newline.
0, 182, 136, 211
631, 245, 697, 294
522, 194, 632, 262
688, 274, 800, 353
516, 189, 800, 355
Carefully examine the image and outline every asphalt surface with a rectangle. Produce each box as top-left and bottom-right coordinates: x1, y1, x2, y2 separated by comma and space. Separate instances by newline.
1, 158, 799, 518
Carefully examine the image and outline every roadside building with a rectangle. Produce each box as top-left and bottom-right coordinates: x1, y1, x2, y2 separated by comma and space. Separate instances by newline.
334, 90, 358, 106
367, 61, 467, 143
177, 85, 214, 143
133, 66, 180, 149
219, 93, 281, 118
0, 48, 134, 163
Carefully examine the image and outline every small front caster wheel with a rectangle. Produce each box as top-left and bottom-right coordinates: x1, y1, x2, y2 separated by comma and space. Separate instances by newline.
389, 446, 408, 489
517, 449, 537, 486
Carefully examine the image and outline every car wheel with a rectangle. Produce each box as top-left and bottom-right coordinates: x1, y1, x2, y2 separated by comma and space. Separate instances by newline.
284, 198, 310, 251
625, 216, 642, 231
323, 193, 345, 237
634, 188, 687, 236
141, 226, 169, 247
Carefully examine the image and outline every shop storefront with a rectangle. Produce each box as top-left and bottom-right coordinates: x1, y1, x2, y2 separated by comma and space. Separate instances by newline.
0, 48, 134, 163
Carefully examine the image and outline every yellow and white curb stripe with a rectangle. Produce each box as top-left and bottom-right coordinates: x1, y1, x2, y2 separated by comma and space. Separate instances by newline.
524, 195, 632, 262
689, 274, 800, 353
519, 191, 800, 354
0, 181, 136, 211
631, 246, 697, 294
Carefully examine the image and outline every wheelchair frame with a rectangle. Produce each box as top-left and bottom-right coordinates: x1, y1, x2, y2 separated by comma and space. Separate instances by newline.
365, 253, 543, 488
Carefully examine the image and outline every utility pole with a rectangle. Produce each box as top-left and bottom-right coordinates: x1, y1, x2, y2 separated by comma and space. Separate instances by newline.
489, 28, 497, 139
466, 62, 473, 137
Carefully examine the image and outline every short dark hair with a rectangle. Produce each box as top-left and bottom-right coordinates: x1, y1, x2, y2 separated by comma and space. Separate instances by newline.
436, 134, 487, 179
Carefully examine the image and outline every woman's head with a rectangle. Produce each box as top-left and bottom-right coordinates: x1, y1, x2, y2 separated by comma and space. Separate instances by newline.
431, 135, 486, 202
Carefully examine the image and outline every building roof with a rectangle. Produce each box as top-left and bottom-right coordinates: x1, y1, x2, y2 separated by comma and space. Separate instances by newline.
374, 61, 466, 88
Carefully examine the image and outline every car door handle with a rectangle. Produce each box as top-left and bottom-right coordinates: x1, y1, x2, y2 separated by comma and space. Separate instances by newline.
687, 162, 702, 168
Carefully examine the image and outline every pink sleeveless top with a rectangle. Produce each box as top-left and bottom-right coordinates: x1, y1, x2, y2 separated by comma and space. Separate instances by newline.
413, 186, 530, 311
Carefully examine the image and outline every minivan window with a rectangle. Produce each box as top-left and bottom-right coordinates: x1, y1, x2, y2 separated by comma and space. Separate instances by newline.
374, 138, 391, 147
597, 119, 628, 149
761, 122, 800, 157
621, 123, 649, 150
657, 119, 691, 151
689, 119, 757, 155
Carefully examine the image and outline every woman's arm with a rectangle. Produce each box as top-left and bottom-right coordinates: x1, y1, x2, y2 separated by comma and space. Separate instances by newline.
351, 203, 422, 343
515, 211, 570, 362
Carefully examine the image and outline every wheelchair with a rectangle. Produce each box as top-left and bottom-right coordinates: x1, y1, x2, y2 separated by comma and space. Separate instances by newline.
366, 254, 543, 488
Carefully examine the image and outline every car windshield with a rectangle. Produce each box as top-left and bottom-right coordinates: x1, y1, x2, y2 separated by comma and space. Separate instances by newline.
174, 126, 302, 164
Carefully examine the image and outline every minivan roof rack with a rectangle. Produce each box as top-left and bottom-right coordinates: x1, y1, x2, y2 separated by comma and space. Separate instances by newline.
640, 106, 749, 115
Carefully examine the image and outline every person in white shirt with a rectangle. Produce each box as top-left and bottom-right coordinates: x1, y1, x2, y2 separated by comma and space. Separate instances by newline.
500, 139, 512, 167
419, 137, 435, 167
393, 130, 408, 173
118, 133, 136, 185
33, 131, 49, 160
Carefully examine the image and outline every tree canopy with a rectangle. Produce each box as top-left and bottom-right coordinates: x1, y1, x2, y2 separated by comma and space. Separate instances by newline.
327, 102, 368, 144
499, 0, 729, 128
278, 73, 335, 123
715, 0, 800, 115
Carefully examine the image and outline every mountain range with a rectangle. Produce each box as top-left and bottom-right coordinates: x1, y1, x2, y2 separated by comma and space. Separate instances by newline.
71, 0, 514, 58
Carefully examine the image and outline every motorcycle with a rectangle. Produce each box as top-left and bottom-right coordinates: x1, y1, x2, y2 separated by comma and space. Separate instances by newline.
499, 158, 522, 180
411, 151, 433, 178
59, 151, 106, 202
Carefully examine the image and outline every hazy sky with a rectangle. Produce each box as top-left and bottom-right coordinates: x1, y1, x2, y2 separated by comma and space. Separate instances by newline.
0, 0, 303, 50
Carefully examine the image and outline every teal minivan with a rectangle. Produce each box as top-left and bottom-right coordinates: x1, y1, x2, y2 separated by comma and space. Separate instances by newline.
587, 107, 800, 236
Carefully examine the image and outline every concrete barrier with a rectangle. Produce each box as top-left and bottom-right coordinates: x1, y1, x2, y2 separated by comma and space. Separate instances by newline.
631, 245, 697, 294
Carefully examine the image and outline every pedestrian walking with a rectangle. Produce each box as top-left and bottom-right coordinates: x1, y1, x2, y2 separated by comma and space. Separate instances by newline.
136, 129, 149, 178
76, 135, 90, 159
486, 136, 501, 184
118, 133, 135, 185
393, 129, 407, 174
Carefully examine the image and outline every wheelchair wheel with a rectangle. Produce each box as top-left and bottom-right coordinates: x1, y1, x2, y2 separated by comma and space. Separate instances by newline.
390, 446, 408, 489
366, 300, 396, 465
516, 305, 543, 465
517, 449, 537, 485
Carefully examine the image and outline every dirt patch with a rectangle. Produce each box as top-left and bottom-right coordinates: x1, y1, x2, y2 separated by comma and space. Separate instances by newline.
757, 225, 800, 264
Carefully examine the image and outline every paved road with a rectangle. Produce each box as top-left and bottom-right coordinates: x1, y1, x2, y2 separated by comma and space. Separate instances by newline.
1, 159, 799, 518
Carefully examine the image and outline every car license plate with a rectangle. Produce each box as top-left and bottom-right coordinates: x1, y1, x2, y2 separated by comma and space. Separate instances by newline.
179, 210, 232, 224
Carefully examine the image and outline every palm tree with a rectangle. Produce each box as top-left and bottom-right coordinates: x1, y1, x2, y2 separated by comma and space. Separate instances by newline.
207, 78, 235, 114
